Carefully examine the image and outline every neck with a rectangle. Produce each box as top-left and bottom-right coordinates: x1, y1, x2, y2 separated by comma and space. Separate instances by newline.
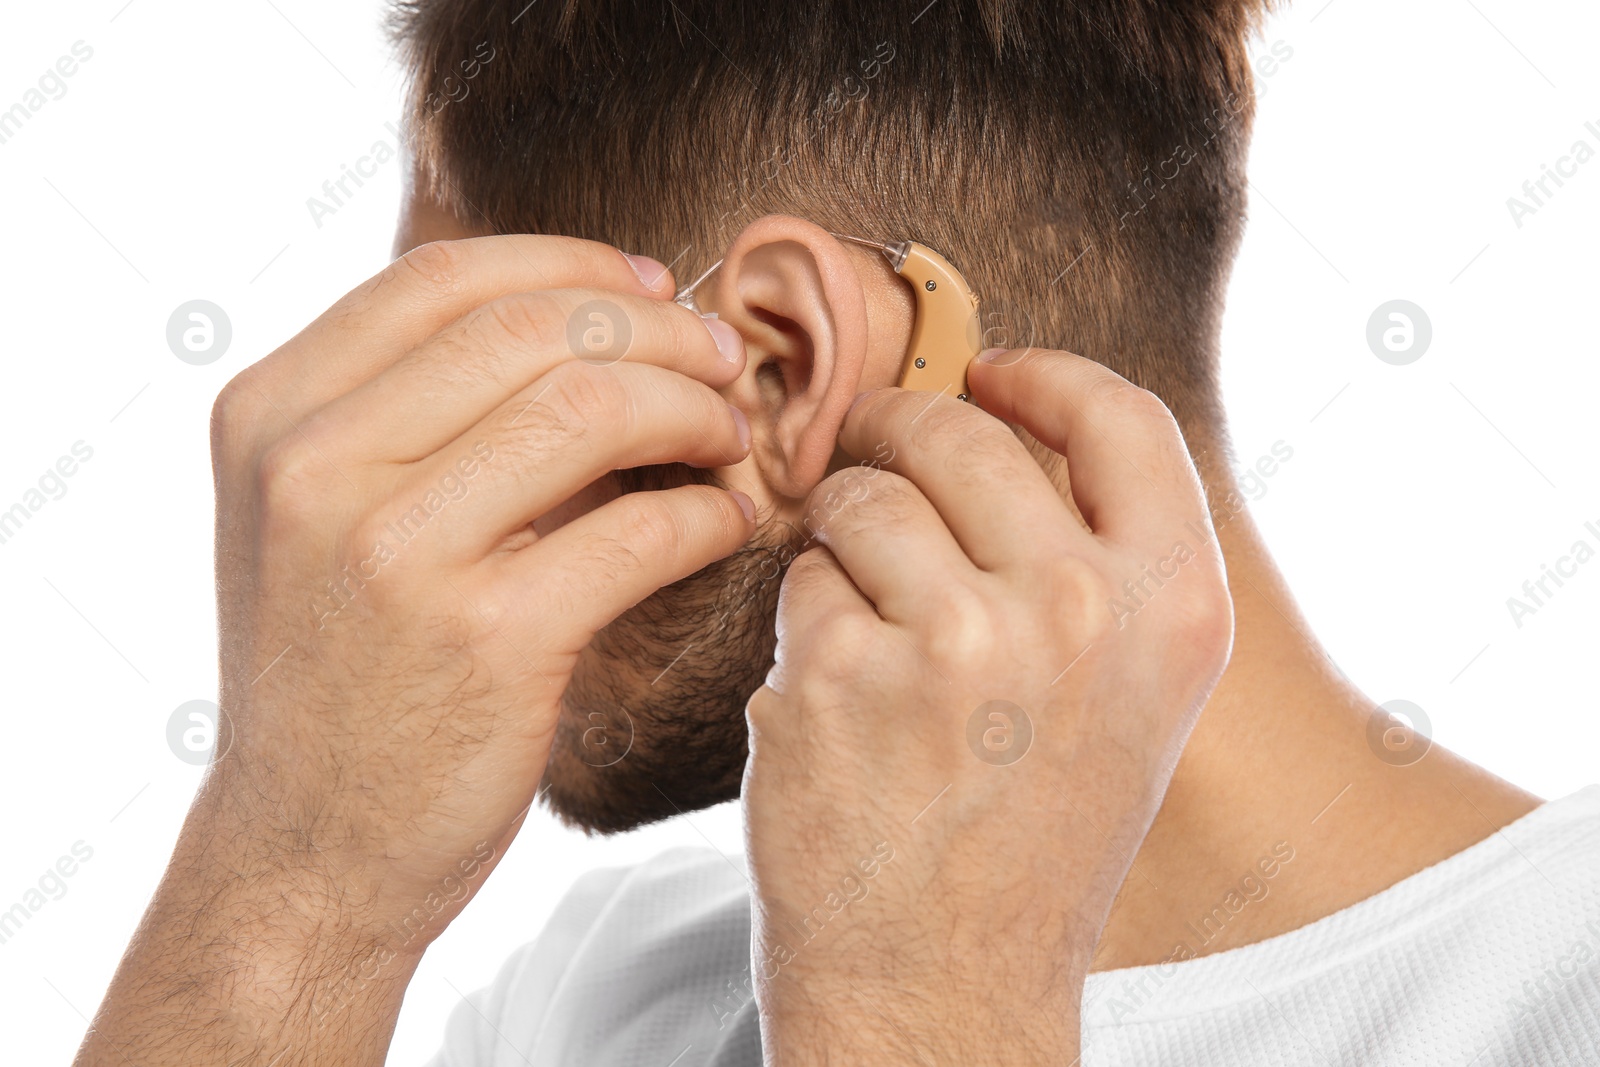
1085, 461, 1539, 971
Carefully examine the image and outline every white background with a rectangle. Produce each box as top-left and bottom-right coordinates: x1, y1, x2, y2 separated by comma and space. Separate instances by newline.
1, 1, 1595, 1063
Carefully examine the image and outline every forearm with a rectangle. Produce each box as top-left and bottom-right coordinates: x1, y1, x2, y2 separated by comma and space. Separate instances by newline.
77, 779, 422, 1067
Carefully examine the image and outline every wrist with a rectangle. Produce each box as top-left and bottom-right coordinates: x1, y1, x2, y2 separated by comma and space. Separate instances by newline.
196, 741, 499, 952
758, 978, 1083, 1067
162, 784, 431, 1005
82, 834, 423, 1066
751, 881, 1108, 1066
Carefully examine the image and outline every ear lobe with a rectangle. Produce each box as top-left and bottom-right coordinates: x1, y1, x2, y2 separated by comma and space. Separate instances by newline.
701, 215, 869, 501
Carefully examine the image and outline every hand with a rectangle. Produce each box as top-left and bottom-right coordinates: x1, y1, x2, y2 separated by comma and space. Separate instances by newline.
742, 350, 1233, 1065
82, 237, 754, 1065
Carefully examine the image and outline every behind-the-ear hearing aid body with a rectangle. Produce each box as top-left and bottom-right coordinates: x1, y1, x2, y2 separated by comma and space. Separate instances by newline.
674, 233, 980, 401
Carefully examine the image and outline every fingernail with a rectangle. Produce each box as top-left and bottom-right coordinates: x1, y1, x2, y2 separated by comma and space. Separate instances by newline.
622, 252, 670, 292
729, 489, 756, 524
702, 314, 745, 364
978, 347, 1010, 363
848, 389, 879, 415
729, 404, 751, 453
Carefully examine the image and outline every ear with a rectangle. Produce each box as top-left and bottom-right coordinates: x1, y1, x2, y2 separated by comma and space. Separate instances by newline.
699, 215, 870, 502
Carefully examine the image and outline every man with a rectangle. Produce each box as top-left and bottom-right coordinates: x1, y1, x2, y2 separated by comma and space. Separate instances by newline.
80, 1, 1600, 1065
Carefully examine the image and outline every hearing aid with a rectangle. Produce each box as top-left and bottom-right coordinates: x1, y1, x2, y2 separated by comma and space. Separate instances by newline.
674, 233, 982, 401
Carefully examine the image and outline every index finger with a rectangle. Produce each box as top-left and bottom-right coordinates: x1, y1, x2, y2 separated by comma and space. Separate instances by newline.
966, 348, 1207, 549
837, 387, 1083, 570
252, 235, 676, 415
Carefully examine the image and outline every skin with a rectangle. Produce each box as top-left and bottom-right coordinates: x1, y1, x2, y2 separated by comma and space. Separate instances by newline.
74, 182, 1539, 1066
402, 195, 1537, 972
81, 228, 759, 1065
676, 222, 1537, 974
746, 365, 1234, 1064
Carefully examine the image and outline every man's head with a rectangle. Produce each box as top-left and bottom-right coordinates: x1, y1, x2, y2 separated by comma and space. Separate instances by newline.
388, 0, 1271, 832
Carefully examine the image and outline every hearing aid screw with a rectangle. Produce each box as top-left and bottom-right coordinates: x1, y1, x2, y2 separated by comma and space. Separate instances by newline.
925, 280, 937, 291
914, 357, 926, 369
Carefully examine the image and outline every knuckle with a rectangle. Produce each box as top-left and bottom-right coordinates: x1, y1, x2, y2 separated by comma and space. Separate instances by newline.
808, 467, 857, 504
256, 436, 331, 521
945, 418, 1025, 481
921, 582, 996, 666
1127, 388, 1177, 428
614, 497, 685, 559
1049, 555, 1116, 642
394, 239, 469, 299
694, 484, 748, 540
811, 612, 883, 673
744, 684, 783, 733
802, 468, 911, 540
899, 396, 970, 452
210, 368, 264, 449
644, 300, 708, 364
483, 291, 563, 354
346, 511, 391, 554
776, 552, 856, 638
340, 549, 406, 618
1175, 573, 1235, 662
897, 402, 1008, 481
492, 364, 617, 464
1084, 374, 1172, 425
344, 520, 402, 589
457, 578, 516, 638
970, 413, 1029, 455
779, 547, 837, 600
544, 360, 622, 428
414, 325, 492, 395
574, 536, 646, 583
489, 408, 578, 474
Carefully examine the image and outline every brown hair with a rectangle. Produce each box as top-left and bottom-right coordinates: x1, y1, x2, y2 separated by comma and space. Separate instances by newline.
390, 0, 1272, 442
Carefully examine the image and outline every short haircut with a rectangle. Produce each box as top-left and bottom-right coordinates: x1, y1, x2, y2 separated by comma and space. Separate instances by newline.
390, 0, 1273, 441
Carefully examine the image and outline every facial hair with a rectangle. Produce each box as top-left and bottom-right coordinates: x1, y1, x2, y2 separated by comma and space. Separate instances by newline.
538, 462, 803, 834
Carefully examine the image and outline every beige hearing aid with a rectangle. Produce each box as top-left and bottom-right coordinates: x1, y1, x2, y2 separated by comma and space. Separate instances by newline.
865, 239, 982, 401
675, 233, 982, 401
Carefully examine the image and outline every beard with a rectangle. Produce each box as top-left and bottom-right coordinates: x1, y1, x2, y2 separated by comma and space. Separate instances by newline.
537, 462, 803, 834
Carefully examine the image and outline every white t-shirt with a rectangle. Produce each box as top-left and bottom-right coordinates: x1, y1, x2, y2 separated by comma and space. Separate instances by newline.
427, 787, 1600, 1066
